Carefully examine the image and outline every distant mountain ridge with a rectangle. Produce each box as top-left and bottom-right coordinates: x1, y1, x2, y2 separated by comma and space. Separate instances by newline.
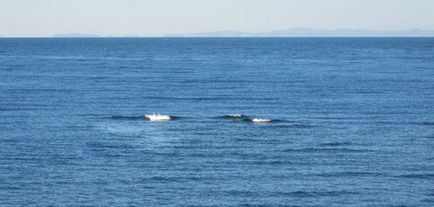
53, 33, 101, 37
165, 28, 434, 37
48, 28, 434, 38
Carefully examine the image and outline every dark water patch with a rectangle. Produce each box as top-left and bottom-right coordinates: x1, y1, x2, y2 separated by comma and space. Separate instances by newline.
9, 157, 44, 162
314, 171, 387, 178
65, 125, 93, 130
283, 147, 373, 153
316, 120, 434, 126
218, 114, 250, 121
234, 138, 261, 142
46, 155, 84, 165
309, 116, 367, 120
418, 135, 434, 140
222, 190, 260, 197
148, 176, 183, 183
352, 90, 385, 94
422, 199, 434, 204
246, 159, 294, 165
10, 88, 77, 93
275, 190, 358, 198
319, 142, 353, 147
86, 141, 139, 150
141, 150, 182, 157
0, 107, 43, 111
189, 153, 226, 159
1, 138, 23, 143
270, 123, 316, 129
145, 175, 205, 183
109, 115, 144, 120
165, 145, 198, 150
418, 122, 434, 126
78, 113, 106, 117
397, 173, 434, 179
136, 96, 263, 102
239, 204, 300, 207
370, 121, 434, 126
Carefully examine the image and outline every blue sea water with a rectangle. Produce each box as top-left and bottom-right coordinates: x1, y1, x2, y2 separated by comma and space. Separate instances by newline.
0, 38, 434, 206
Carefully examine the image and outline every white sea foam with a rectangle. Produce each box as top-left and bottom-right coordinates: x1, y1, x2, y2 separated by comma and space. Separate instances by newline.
227, 113, 242, 118
251, 118, 272, 123
145, 114, 172, 121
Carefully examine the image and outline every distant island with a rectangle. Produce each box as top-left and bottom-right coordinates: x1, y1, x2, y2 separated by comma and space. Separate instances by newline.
49, 28, 434, 38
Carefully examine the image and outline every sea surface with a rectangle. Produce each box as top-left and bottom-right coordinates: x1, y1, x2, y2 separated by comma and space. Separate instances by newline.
1, 38, 434, 206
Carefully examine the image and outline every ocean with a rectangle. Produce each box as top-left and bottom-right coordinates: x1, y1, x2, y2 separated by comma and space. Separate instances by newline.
0, 38, 433, 206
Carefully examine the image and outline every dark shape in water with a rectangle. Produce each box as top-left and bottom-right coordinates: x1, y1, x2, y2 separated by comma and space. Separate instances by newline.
219, 114, 280, 124
110, 114, 183, 122
220, 113, 249, 121
109, 115, 144, 120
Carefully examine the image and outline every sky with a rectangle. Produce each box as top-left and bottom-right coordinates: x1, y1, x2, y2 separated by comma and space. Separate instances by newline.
1, 0, 434, 37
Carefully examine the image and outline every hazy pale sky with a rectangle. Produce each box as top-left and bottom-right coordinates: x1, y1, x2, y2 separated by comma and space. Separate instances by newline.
1, 0, 434, 36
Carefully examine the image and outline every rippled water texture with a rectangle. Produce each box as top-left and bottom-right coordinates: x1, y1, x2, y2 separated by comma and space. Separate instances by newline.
1, 38, 434, 206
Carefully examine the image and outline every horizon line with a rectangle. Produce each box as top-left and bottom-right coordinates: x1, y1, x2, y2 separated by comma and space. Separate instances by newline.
2, 27, 434, 38
2, 36, 434, 38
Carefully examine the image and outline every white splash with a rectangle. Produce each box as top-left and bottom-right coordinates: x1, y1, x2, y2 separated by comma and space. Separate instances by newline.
144, 114, 172, 122
251, 118, 272, 123
227, 113, 242, 118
